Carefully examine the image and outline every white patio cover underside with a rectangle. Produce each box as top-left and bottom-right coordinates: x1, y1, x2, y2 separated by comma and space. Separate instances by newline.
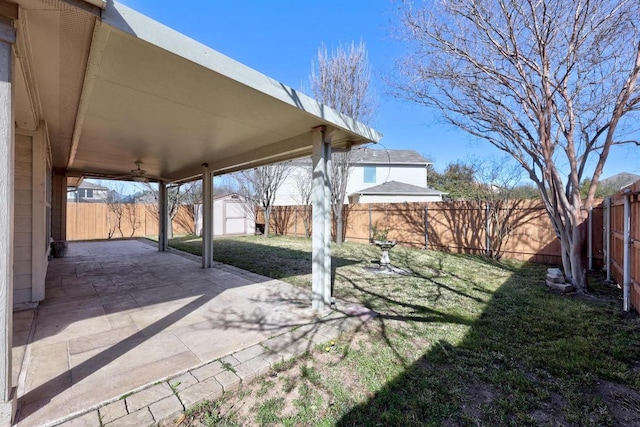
13, 0, 381, 182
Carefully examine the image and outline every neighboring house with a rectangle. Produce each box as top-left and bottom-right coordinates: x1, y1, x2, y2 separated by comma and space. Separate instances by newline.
600, 172, 640, 191
274, 147, 441, 205
67, 181, 110, 203
349, 181, 447, 204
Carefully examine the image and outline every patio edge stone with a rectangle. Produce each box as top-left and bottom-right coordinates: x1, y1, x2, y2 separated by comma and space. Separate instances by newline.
47, 303, 375, 427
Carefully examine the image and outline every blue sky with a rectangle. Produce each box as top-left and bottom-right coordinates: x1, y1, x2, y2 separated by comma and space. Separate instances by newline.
116, 0, 639, 179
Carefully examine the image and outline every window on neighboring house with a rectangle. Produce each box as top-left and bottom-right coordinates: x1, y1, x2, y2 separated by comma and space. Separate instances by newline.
364, 166, 376, 183
78, 189, 94, 198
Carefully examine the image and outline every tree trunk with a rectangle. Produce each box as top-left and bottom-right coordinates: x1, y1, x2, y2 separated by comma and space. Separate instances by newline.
264, 207, 270, 238
555, 211, 587, 293
167, 217, 174, 240
569, 222, 587, 292
335, 209, 343, 246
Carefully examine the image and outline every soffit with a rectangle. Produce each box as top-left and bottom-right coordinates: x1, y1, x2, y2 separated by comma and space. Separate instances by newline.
73, 1, 382, 182
15, 0, 382, 182
13, 0, 95, 167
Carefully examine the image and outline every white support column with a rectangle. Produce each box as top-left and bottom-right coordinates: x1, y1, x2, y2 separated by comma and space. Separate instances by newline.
158, 182, 168, 252
0, 16, 16, 425
311, 126, 331, 311
323, 137, 332, 306
201, 164, 213, 268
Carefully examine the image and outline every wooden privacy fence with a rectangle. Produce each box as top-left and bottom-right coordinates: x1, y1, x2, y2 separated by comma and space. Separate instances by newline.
602, 180, 640, 312
67, 203, 194, 241
269, 200, 589, 265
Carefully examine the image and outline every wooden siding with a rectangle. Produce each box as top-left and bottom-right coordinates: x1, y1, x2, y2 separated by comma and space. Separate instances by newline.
13, 134, 32, 304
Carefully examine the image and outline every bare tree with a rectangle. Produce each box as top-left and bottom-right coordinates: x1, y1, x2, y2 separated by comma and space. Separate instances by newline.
234, 163, 290, 237
471, 158, 527, 259
178, 180, 202, 234
103, 189, 124, 239
310, 40, 376, 245
395, 0, 640, 291
98, 183, 135, 239
140, 181, 199, 239
292, 167, 313, 238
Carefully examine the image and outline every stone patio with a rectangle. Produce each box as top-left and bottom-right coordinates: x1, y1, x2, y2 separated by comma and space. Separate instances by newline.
11, 239, 355, 426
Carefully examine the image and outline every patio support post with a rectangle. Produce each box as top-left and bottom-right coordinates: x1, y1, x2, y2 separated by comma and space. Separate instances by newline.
311, 126, 331, 311
0, 14, 16, 425
158, 181, 168, 252
324, 139, 332, 305
201, 164, 213, 268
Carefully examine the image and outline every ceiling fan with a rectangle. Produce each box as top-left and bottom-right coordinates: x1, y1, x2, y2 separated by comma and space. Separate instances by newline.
114, 161, 166, 183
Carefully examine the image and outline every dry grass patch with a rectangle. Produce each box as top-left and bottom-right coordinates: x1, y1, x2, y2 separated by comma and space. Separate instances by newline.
171, 235, 640, 426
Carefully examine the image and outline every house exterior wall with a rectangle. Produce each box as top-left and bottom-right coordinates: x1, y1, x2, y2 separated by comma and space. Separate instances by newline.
67, 188, 108, 202
351, 194, 444, 204
274, 162, 429, 206
13, 133, 33, 304
346, 163, 427, 198
13, 128, 50, 304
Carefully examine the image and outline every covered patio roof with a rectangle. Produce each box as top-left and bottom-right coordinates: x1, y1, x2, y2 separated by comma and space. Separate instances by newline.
13, 0, 381, 182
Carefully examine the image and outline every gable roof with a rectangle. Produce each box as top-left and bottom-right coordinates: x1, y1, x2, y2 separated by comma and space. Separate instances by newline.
291, 147, 430, 166
78, 181, 109, 190
600, 172, 640, 190
352, 181, 447, 196
350, 148, 430, 164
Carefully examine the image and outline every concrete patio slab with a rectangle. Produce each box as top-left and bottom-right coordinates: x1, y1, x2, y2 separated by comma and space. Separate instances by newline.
12, 239, 320, 427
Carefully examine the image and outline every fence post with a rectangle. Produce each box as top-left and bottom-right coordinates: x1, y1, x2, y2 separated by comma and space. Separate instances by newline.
605, 197, 611, 281
588, 206, 593, 271
294, 208, 298, 237
368, 205, 372, 243
485, 202, 491, 256
424, 204, 429, 250
623, 192, 631, 312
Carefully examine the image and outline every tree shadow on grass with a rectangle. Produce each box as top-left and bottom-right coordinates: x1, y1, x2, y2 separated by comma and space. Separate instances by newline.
170, 235, 361, 281
335, 263, 640, 427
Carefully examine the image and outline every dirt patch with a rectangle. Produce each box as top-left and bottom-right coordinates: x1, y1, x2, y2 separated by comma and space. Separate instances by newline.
595, 380, 640, 426
459, 382, 498, 422
529, 392, 570, 426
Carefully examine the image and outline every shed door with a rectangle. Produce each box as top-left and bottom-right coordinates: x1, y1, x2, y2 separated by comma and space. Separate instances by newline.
224, 201, 247, 235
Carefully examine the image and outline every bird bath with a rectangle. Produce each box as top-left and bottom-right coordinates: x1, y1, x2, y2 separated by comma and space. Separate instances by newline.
374, 239, 397, 268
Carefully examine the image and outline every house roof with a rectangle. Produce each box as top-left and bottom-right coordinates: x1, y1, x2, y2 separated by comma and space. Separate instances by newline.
77, 181, 109, 190
351, 181, 447, 196
291, 147, 430, 166
213, 193, 248, 201
12, 0, 381, 184
349, 147, 430, 164
600, 172, 640, 190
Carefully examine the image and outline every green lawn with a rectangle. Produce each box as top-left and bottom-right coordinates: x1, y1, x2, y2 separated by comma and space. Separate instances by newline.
170, 235, 640, 426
